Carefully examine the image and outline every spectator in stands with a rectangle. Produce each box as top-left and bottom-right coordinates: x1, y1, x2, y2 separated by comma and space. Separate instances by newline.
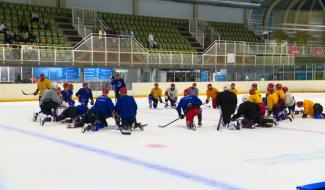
18, 20, 29, 33
98, 28, 106, 39
31, 12, 40, 22
29, 33, 37, 43
148, 33, 154, 48
43, 20, 50, 30
153, 36, 160, 48
0, 22, 7, 33
125, 29, 134, 38
13, 31, 21, 43
4, 30, 13, 44
21, 31, 29, 42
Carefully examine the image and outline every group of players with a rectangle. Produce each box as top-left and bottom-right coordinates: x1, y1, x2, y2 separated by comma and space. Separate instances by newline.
31, 72, 325, 133
149, 82, 325, 130
32, 73, 144, 134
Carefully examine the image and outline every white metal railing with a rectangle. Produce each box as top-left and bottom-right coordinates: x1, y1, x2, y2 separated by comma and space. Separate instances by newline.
3, 34, 325, 67
189, 19, 220, 48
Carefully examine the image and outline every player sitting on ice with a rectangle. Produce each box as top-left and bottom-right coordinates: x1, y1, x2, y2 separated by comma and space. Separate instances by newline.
232, 95, 278, 128
148, 83, 163, 109
188, 83, 199, 96
230, 83, 239, 95
76, 82, 94, 107
296, 100, 325, 119
176, 89, 202, 130
83, 87, 115, 132
251, 83, 261, 97
248, 89, 266, 117
33, 73, 51, 101
164, 83, 178, 108
61, 83, 73, 103
53, 100, 89, 124
115, 87, 144, 133
216, 86, 238, 130
206, 83, 219, 109
111, 72, 126, 99
39, 82, 64, 126
282, 86, 295, 119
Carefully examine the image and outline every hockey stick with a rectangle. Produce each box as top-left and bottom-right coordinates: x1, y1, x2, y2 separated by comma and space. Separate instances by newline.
158, 118, 180, 128
21, 90, 34, 95
217, 113, 223, 131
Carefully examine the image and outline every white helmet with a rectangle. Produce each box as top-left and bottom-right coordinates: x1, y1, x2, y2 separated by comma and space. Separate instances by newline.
223, 86, 230, 91
242, 95, 249, 103
51, 82, 58, 89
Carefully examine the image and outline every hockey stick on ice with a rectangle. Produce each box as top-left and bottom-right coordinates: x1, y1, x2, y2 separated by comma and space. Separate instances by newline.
217, 113, 223, 131
158, 118, 180, 128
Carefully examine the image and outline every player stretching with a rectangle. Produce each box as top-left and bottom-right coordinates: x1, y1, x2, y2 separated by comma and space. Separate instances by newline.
61, 83, 73, 103
206, 83, 219, 109
149, 83, 163, 109
115, 87, 144, 134
165, 83, 178, 108
176, 89, 202, 130
39, 82, 64, 126
76, 82, 94, 107
216, 86, 238, 130
297, 100, 324, 119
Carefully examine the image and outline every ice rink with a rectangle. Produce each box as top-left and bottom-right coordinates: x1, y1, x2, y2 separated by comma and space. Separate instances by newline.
0, 93, 325, 190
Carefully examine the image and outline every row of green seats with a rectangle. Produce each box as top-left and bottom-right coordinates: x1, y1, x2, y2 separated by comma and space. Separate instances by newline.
136, 36, 187, 44
100, 13, 187, 24
107, 19, 174, 27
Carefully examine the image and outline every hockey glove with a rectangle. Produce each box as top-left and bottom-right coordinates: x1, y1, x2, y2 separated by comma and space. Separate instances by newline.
33, 90, 39, 96
205, 99, 209, 104
179, 114, 185, 119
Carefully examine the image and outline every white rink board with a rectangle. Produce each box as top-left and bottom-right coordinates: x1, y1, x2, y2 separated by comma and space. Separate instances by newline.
0, 93, 325, 190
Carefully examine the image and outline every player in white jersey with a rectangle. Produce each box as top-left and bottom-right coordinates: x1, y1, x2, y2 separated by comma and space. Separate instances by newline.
165, 83, 178, 108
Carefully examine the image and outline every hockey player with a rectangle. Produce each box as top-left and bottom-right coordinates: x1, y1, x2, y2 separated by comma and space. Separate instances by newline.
165, 83, 178, 108
206, 83, 219, 109
282, 86, 296, 114
266, 86, 284, 121
55, 100, 89, 124
248, 89, 265, 117
176, 89, 202, 130
232, 95, 277, 128
297, 100, 324, 119
89, 87, 115, 131
230, 83, 239, 95
61, 83, 73, 103
76, 82, 94, 107
33, 73, 51, 100
149, 83, 163, 109
115, 87, 143, 132
188, 83, 199, 96
111, 72, 126, 99
216, 86, 238, 128
251, 83, 261, 96
275, 83, 285, 105
39, 82, 64, 126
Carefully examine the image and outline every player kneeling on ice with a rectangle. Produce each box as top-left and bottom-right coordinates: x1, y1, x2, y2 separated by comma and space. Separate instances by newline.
282, 86, 295, 120
148, 83, 163, 109
115, 87, 144, 134
176, 89, 202, 130
61, 83, 73, 103
39, 82, 64, 126
206, 83, 219, 109
232, 96, 277, 129
216, 86, 238, 130
296, 100, 325, 119
83, 87, 115, 132
248, 89, 266, 118
164, 83, 178, 108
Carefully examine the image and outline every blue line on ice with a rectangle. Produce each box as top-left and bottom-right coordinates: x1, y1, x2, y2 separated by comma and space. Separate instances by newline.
0, 124, 244, 190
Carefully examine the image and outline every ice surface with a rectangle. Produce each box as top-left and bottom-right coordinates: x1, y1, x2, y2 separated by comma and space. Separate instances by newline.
0, 93, 325, 190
